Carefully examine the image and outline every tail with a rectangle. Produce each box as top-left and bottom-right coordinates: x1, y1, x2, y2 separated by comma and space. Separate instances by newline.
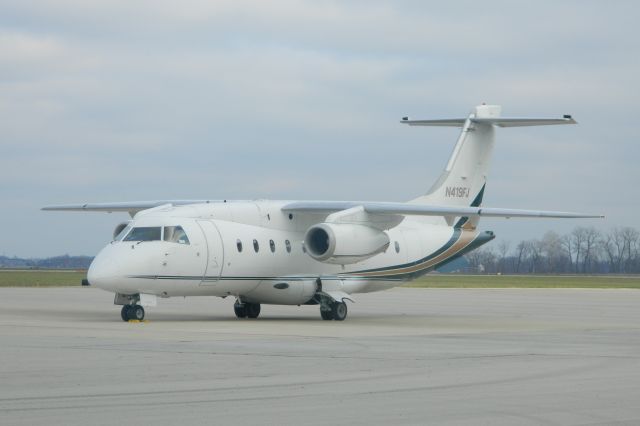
402, 104, 576, 228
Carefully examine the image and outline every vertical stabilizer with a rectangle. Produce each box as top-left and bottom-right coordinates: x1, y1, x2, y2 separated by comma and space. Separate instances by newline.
409, 105, 499, 228
401, 105, 576, 229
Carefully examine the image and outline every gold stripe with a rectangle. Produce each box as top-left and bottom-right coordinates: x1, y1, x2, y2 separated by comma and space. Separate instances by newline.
352, 229, 477, 278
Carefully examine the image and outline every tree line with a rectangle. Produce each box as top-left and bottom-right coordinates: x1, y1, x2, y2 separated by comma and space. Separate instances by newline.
465, 227, 640, 274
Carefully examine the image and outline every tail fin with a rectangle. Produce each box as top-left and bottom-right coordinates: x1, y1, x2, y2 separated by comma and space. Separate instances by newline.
403, 104, 576, 228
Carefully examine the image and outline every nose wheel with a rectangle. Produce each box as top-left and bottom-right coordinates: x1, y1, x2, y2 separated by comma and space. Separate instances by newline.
121, 304, 145, 321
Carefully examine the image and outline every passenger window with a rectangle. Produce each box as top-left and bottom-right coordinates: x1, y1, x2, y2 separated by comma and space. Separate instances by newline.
285, 240, 291, 253
269, 239, 276, 253
237, 239, 243, 252
163, 226, 190, 244
395, 241, 400, 253
253, 239, 259, 253
123, 227, 161, 242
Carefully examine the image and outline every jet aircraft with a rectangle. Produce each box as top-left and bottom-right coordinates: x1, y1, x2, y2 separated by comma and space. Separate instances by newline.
44, 105, 602, 321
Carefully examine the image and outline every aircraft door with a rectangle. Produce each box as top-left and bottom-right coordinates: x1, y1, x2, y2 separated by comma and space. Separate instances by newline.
197, 220, 224, 285
160, 222, 207, 287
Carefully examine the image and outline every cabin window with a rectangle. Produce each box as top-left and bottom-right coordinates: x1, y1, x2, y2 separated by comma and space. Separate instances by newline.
237, 239, 243, 252
395, 241, 400, 253
123, 227, 161, 242
285, 239, 291, 253
269, 239, 276, 253
163, 226, 190, 244
253, 239, 259, 253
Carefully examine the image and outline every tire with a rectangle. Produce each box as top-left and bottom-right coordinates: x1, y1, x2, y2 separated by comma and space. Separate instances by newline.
246, 303, 261, 319
121, 305, 131, 322
234, 303, 247, 318
320, 309, 333, 320
331, 301, 347, 321
131, 305, 145, 321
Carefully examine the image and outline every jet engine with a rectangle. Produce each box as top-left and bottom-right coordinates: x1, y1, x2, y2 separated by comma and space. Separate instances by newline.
303, 223, 389, 265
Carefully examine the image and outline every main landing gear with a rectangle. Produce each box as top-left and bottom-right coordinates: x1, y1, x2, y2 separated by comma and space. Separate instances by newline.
320, 301, 347, 321
234, 301, 261, 319
121, 304, 145, 321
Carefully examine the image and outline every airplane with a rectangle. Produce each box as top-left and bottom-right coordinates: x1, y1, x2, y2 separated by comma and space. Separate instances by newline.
43, 104, 602, 322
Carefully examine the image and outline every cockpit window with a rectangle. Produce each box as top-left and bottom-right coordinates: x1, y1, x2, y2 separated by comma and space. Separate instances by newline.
123, 227, 162, 242
164, 226, 190, 245
114, 224, 132, 241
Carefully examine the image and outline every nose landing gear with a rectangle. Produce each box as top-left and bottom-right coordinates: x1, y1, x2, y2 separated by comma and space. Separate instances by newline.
121, 304, 145, 321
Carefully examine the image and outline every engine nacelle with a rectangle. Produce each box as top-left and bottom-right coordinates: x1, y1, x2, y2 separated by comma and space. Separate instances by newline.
304, 223, 390, 265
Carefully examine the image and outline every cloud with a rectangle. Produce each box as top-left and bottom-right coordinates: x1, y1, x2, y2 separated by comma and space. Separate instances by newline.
0, 1, 638, 256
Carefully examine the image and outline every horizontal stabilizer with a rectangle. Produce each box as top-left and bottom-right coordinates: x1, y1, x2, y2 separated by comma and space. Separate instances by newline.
401, 116, 576, 127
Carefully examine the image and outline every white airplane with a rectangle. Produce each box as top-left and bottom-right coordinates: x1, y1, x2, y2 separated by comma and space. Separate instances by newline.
43, 105, 602, 322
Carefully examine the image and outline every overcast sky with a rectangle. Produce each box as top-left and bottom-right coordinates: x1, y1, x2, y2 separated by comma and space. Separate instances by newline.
1, 0, 638, 257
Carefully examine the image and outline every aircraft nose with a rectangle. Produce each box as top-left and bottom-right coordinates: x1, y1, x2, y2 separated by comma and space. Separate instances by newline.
87, 248, 118, 290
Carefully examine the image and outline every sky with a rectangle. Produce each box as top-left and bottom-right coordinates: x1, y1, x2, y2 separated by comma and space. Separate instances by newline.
1, 0, 638, 258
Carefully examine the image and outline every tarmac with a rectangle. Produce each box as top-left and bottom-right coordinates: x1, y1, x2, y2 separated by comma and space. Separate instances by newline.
1, 286, 640, 425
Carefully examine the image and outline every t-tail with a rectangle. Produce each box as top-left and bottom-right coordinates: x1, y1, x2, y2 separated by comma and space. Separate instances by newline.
402, 104, 576, 229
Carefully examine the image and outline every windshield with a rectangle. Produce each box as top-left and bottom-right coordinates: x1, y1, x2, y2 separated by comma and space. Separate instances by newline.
114, 224, 132, 241
123, 227, 162, 242
164, 226, 190, 245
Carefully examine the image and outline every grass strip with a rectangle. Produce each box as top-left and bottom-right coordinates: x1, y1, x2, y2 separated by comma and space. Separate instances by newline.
404, 275, 640, 289
0, 270, 86, 287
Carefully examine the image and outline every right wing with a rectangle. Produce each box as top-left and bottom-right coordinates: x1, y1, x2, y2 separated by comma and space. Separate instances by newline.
281, 201, 603, 219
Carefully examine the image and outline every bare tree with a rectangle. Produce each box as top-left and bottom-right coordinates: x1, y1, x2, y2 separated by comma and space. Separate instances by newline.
466, 247, 497, 274
561, 234, 574, 272
570, 227, 588, 273
465, 227, 638, 275
600, 231, 623, 273
497, 240, 511, 273
528, 240, 544, 273
515, 240, 529, 273
581, 227, 601, 273
620, 227, 640, 273
541, 231, 567, 273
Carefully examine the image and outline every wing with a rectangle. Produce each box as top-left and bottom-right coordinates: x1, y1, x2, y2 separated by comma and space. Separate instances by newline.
281, 201, 603, 219
42, 200, 222, 216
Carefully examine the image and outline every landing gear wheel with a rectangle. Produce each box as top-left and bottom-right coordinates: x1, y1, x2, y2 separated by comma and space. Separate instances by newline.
130, 305, 145, 321
121, 305, 144, 321
246, 303, 261, 319
121, 305, 132, 322
320, 309, 333, 320
234, 303, 247, 318
331, 301, 347, 321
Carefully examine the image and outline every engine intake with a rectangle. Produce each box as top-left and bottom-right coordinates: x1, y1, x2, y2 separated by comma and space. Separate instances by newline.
304, 223, 389, 265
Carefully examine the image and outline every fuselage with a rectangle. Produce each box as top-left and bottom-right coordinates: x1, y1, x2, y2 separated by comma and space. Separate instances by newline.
88, 200, 492, 305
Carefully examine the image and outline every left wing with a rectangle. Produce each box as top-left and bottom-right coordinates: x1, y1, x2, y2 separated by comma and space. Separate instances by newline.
281, 201, 603, 219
